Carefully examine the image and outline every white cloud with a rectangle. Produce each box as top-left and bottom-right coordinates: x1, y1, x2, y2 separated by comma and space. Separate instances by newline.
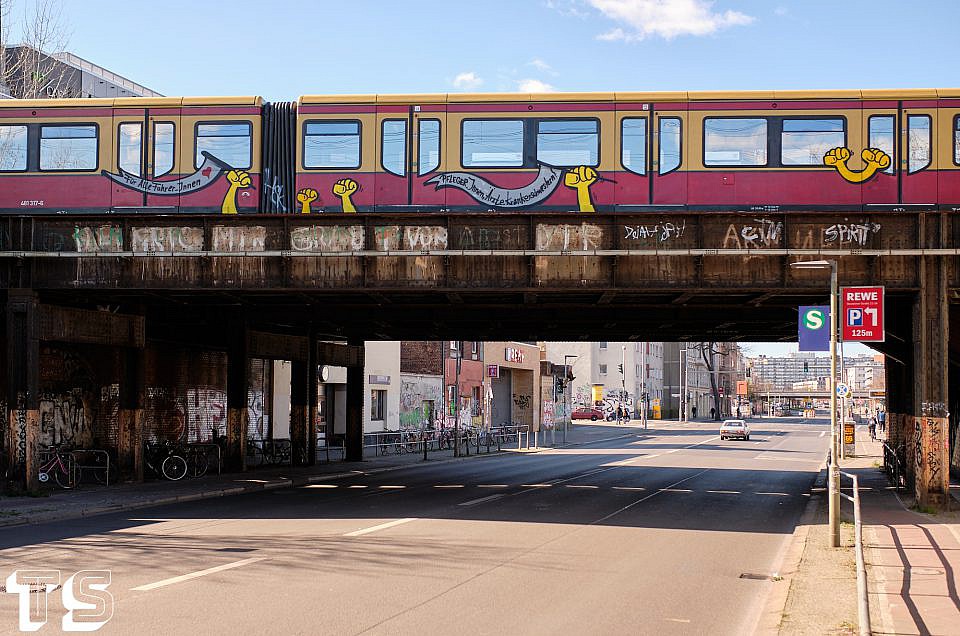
774, 6, 788, 16
544, 0, 590, 18
517, 78, 556, 93
452, 72, 484, 91
529, 58, 553, 72
588, 0, 754, 40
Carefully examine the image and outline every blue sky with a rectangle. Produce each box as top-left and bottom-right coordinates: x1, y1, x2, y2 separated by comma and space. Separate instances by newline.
7, 0, 959, 100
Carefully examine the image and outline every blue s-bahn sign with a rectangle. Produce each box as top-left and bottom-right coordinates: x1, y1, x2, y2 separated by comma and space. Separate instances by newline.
798, 305, 830, 351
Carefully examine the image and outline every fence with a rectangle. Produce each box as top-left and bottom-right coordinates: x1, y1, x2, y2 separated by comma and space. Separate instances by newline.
838, 470, 870, 636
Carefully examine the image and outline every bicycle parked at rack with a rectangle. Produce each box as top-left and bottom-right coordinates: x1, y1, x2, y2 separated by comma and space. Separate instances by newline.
145, 441, 188, 481
37, 446, 79, 489
247, 438, 293, 466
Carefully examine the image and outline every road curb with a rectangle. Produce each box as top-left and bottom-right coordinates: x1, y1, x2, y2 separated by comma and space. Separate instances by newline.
753, 465, 827, 635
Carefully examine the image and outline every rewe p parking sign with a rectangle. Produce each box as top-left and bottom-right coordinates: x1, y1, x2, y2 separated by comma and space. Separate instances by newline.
841, 286, 884, 342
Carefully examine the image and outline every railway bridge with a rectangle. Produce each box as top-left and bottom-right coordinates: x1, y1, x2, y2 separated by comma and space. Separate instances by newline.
2, 209, 958, 507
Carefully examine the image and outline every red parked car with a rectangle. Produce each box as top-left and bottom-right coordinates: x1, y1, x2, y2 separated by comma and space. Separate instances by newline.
571, 407, 605, 421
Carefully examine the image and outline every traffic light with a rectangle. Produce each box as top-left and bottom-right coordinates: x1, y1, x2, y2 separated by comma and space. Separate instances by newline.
746, 367, 751, 378
554, 376, 564, 395
618, 364, 624, 374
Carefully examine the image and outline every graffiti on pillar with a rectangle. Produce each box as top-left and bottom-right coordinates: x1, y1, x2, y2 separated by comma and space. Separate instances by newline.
39, 390, 92, 447
247, 391, 265, 440
926, 418, 943, 490
921, 401, 947, 418
915, 419, 923, 473
542, 400, 555, 430
512, 393, 531, 411
16, 395, 27, 466
187, 389, 226, 442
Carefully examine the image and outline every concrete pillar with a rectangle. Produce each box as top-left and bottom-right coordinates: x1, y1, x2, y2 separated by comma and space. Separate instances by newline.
6, 290, 39, 491
118, 346, 145, 482
912, 255, 950, 509
345, 339, 364, 462
225, 318, 249, 472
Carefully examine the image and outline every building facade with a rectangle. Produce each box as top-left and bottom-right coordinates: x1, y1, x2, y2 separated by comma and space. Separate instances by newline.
484, 342, 541, 431
1, 47, 161, 99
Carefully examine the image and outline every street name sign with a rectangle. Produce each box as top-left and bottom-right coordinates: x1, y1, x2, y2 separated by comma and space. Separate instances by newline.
841, 286, 885, 342
798, 305, 830, 351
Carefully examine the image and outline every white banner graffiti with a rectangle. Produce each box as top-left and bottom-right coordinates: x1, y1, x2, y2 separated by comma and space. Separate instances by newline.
424, 164, 563, 208
101, 152, 228, 196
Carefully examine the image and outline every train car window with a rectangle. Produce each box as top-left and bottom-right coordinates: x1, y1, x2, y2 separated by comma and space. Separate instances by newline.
39, 124, 98, 171
907, 115, 931, 174
781, 118, 844, 166
303, 121, 361, 169
868, 116, 895, 174
418, 119, 440, 176
119, 122, 143, 176
462, 119, 523, 167
954, 116, 960, 165
153, 122, 175, 177
381, 119, 407, 177
536, 119, 598, 167
703, 118, 767, 166
621, 118, 646, 175
195, 122, 252, 170
0, 125, 28, 171
659, 117, 681, 174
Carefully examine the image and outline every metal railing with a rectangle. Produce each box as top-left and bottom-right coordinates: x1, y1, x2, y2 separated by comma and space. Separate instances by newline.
838, 470, 870, 636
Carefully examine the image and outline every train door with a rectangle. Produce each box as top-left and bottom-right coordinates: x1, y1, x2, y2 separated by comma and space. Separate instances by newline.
375, 106, 408, 209
900, 106, 937, 204
614, 107, 651, 206
861, 107, 898, 204
110, 109, 181, 211
412, 106, 446, 209
652, 108, 688, 204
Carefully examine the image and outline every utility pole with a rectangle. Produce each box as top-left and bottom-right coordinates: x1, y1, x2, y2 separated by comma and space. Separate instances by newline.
453, 341, 462, 457
619, 345, 626, 425
640, 342, 647, 429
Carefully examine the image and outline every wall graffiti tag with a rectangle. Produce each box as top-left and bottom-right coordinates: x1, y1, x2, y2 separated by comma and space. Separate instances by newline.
536, 223, 603, 251
212, 226, 266, 252
290, 225, 364, 252
722, 218, 783, 249
374, 226, 448, 251
623, 221, 686, 242
130, 227, 204, 252
823, 222, 881, 246
457, 225, 525, 250
73, 226, 123, 252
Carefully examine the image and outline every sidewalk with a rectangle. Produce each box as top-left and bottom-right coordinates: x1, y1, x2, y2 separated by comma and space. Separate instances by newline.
0, 422, 636, 529
776, 426, 960, 635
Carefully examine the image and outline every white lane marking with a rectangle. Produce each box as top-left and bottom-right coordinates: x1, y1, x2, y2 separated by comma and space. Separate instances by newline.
130, 557, 267, 591
458, 494, 506, 507
343, 517, 417, 537
665, 618, 691, 623
592, 469, 710, 525
819, 431, 826, 438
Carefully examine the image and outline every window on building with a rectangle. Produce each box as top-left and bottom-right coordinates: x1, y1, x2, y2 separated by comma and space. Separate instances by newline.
370, 389, 386, 421
471, 341, 481, 360
195, 122, 251, 169
908, 114, 931, 174
40, 124, 98, 171
418, 119, 440, 175
781, 118, 844, 166
472, 386, 482, 415
703, 118, 767, 166
599, 364, 607, 375
462, 119, 524, 167
304, 120, 361, 169
0, 125, 28, 171
869, 115, 895, 174
536, 119, 599, 167
382, 119, 406, 177
153, 122, 175, 177
659, 117, 681, 174
118, 122, 142, 176
621, 117, 646, 175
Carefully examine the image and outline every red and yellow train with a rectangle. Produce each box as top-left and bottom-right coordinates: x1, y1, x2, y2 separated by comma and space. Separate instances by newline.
1, 89, 958, 214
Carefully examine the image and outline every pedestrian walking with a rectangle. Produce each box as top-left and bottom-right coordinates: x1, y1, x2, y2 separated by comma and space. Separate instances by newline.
710, 407, 716, 420
877, 410, 886, 434
869, 417, 877, 441
691, 406, 697, 419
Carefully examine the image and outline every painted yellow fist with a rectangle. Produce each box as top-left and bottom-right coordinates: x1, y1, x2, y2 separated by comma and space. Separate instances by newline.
226, 170, 252, 188
861, 148, 891, 170
297, 188, 318, 204
332, 178, 359, 197
564, 165, 598, 188
822, 147, 851, 166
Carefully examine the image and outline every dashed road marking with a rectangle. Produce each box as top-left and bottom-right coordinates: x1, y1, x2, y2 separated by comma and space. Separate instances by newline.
458, 494, 506, 507
131, 557, 267, 591
343, 517, 417, 537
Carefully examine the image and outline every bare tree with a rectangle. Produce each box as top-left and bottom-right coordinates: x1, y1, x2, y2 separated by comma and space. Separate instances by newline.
693, 342, 728, 420
1, 0, 72, 99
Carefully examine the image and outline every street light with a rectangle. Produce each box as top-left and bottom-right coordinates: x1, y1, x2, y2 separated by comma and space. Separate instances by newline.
563, 354, 578, 444
791, 259, 840, 548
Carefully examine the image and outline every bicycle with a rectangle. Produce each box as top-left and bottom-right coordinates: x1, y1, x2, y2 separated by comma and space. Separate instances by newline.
37, 446, 79, 489
145, 441, 188, 481
185, 446, 211, 478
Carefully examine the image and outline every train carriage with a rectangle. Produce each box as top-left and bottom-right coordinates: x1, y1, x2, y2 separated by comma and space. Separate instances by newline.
2, 89, 960, 215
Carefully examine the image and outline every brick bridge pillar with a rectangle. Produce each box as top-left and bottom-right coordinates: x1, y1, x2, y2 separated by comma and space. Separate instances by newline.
226, 318, 249, 472
911, 255, 950, 509
119, 343, 145, 482
345, 338, 365, 462
6, 290, 39, 492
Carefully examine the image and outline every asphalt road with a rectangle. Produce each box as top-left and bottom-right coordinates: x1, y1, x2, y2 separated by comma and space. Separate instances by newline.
0, 418, 829, 635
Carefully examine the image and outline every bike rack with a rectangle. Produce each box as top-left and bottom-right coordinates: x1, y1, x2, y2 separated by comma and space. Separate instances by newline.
70, 448, 112, 485
186, 443, 222, 475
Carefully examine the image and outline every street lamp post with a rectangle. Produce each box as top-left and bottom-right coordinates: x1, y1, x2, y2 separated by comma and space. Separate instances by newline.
791, 259, 841, 548
640, 342, 648, 429
563, 354, 577, 444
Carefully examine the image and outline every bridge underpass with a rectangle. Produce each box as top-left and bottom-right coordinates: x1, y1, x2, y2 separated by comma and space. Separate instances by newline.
2, 210, 958, 507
